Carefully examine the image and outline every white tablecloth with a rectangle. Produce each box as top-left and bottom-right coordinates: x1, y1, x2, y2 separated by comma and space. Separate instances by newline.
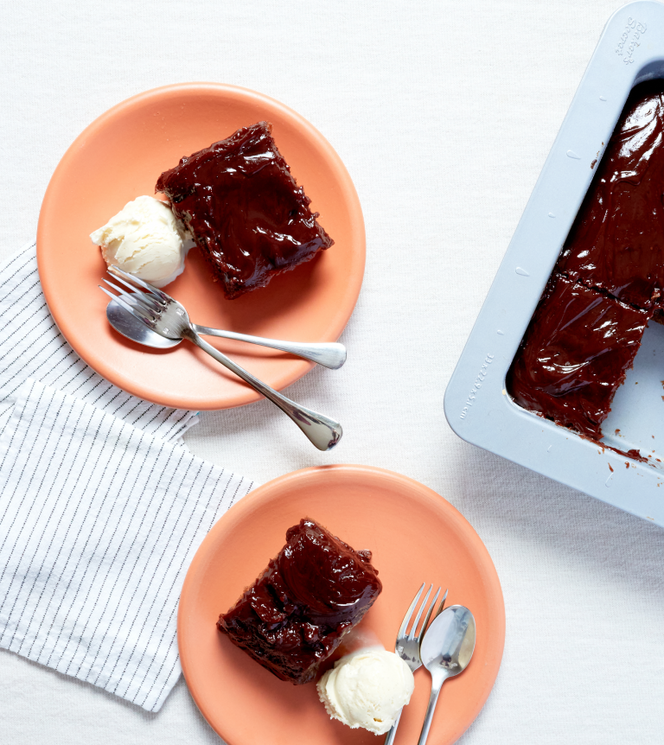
2, 0, 663, 743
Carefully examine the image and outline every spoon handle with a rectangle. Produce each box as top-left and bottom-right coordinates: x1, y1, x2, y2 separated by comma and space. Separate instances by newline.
182, 327, 342, 451
417, 676, 446, 745
192, 324, 347, 370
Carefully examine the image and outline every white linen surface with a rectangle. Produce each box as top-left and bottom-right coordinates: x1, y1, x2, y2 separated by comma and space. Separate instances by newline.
0, 378, 252, 712
3, 1, 664, 744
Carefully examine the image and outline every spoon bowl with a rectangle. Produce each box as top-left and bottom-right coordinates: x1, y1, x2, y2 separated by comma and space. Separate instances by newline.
108, 298, 179, 348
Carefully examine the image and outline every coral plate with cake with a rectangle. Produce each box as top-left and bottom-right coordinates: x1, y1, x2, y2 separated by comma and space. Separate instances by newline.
37, 83, 365, 410
178, 465, 505, 745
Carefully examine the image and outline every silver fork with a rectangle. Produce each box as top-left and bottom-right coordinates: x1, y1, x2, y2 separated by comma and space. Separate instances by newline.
385, 583, 448, 745
101, 268, 346, 369
100, 267, 342, 451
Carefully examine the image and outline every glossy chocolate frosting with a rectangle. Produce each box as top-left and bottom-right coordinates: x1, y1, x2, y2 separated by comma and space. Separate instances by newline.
508, 81, 664, 443
557, 81, 664, 309
217, 519, 382, 684
507, 274, 650, 439
156, 122, 333, 299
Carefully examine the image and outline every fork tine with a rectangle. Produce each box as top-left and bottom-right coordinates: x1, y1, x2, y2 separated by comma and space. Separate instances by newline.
435, 588, 449, 618
101, 279, 161, 316
108, 264, 168, 301
103, 275, 163, 311
407, 584, 433, 641
100, 277, 161, 321
417, 586, 442, 641
396, 583, 425, 640
105, 271, 145, 293
102, 277, 140, 297
99, 286, 155, 326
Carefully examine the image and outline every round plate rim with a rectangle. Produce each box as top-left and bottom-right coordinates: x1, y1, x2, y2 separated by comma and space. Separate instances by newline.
36, 82, 366, 410
178, 464, 506, 745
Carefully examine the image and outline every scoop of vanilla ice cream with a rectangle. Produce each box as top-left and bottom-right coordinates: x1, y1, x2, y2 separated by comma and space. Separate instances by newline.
90, 195, 191, 288
316, 647, 414, 735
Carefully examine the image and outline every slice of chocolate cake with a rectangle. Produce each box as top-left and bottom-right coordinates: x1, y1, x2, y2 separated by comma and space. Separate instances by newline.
156, 122, 334, 299
217, 518, 382, 685
507, 274, 651, 440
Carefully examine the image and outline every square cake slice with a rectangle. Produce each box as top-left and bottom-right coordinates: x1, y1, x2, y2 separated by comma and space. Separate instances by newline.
217, 518, 382, 685
507, 273, 651, 440
156, 121, 334, 299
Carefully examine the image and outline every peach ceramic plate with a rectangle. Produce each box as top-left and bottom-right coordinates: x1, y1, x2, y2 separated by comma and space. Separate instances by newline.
178, 465, 505, 745
36, 84, 365, 410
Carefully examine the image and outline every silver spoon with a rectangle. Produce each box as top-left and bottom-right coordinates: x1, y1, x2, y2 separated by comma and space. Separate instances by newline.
106, 297, 347, 369
101, 270, 342, 451
417, 605, 476, 745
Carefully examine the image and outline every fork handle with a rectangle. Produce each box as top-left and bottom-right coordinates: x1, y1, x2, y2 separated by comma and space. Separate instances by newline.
383, 709, 403, 745
191, 324, 347, 370
182, 327, 342, 451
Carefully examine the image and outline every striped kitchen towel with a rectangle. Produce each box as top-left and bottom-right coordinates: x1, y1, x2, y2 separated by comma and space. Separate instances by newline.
0, 378, 253, 712
0, 244, 254, 711
0, 243, 197, 441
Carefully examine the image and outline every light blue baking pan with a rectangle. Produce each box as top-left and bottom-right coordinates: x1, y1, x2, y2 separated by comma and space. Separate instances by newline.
445, 1, 664, 526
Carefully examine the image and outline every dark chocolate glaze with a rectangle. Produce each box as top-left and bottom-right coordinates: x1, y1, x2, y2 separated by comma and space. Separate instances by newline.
156, 121, 334, 300
556, 81, 664, 309
508, 81, 664, 448
507, 274, 651, 439
217, 518, 382, 685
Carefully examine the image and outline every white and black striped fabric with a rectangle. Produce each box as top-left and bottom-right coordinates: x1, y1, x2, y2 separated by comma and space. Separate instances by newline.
0, 243, 198, 442
0, 379, 253, 711
0, 244, 253, 711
